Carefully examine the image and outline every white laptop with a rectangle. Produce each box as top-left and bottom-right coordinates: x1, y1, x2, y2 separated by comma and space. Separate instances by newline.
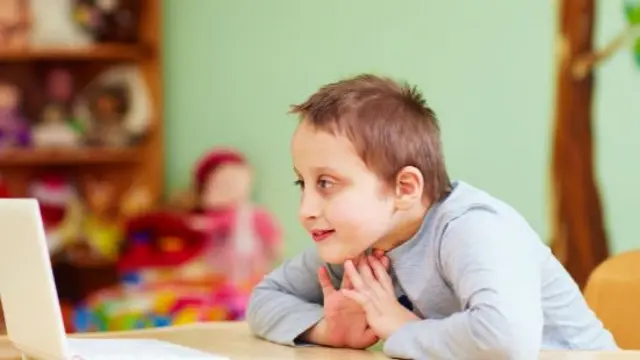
0, 199, 229, 360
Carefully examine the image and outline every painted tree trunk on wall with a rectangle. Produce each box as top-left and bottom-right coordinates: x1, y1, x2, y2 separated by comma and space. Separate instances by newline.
551, 0, 609, 289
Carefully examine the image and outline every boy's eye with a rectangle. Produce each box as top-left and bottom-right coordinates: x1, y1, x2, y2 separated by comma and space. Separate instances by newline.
293, 179, 304, 189
318, 178, 335, 189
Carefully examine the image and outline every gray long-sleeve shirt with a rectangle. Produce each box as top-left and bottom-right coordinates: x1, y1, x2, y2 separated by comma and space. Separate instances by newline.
246, 181, 618, 359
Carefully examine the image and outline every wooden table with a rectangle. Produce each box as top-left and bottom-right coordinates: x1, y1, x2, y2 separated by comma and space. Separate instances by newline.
0, 321, 637, 359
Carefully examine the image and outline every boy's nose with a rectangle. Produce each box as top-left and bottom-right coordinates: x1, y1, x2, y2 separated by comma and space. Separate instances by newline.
298, 193, 320, 221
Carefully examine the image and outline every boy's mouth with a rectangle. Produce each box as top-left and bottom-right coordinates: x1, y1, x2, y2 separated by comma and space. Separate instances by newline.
311, 229, 335, 242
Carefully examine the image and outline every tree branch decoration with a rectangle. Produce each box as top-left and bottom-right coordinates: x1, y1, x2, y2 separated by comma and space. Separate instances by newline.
573, 0, 640, 79
551, 0, 607, 290
573, 24, 640, 79
551, 0, 638, 289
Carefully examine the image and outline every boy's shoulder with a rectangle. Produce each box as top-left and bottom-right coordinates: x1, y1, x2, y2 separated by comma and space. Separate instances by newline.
429, 180, 533, 237
436, 180, 516, 218
427, 180, 544, 257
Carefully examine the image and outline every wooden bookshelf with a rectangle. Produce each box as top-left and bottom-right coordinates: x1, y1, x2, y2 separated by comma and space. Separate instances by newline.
0, 147, 143, 166
0, 0, 164, 334
0, 0, 164, 201
0, 43, 152, 61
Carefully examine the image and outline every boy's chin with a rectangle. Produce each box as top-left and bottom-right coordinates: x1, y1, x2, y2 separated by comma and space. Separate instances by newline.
317, 245, 362, 265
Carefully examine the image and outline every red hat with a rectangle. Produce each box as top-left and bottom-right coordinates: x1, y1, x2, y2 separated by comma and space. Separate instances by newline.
194, 148, 246, 192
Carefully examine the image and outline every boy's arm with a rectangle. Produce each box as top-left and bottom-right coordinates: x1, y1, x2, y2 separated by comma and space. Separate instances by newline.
383, 209, 544, 360
246, 246, 328, 346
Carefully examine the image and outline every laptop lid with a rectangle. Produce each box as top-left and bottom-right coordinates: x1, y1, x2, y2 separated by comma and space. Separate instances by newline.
0, 199, 71, 360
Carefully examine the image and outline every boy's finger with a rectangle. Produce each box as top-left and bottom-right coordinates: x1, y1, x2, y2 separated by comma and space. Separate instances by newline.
341, 289, 368, 306
372, 249, 385, 259
342, 253, 364, 289
340, 269, 353, 289
342, 288, 381, 317
380, 256, 390, 270
344, 260, 366, 291
317, 266, 336, 296
370, 256, 394, 294
358, 256, 377, 287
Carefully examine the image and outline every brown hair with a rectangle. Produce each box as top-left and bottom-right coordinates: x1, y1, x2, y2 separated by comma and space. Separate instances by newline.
289, 74, 451, 202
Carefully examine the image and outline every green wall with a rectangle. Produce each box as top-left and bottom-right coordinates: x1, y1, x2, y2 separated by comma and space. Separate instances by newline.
163, 0, 640, 259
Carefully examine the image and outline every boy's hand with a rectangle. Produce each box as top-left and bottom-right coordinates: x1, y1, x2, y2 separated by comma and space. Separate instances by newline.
342, 255, 420, 340
302, 255, 388, 349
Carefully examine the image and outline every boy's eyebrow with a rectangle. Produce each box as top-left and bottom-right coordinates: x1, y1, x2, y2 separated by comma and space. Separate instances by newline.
313, 166, 340, 175
294, 166, 342, 176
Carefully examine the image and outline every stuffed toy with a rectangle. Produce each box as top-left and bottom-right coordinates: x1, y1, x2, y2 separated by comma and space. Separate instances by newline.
32, 68, 84, 148
0, 81, 30, 148
0, 0, 30, 49
72, 211, 242, 332
189, 147, 282, 289
70, 149, 282, 332
28, 175, 83, 252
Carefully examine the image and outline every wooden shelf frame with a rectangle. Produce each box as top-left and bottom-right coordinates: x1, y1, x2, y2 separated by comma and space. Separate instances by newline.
0, 43, 153, 61
0, 148, 143, 166
0, 0, 164, 202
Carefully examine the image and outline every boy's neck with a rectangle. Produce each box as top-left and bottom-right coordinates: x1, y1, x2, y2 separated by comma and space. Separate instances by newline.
373, 203, 430, 252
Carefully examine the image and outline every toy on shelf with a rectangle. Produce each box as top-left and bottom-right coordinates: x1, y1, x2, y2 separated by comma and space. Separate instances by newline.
29, 0, 93, 48
76, 177, 124, 261
119, 181, 153, 219
0, 81, 31, 148
83, 84, 132, 147
72, 0, 142, 44
75, 65, 152, 148
28, 174, 83, 252
189, 147, 282, 289
32, 68, 83, 148
0, 0, 30, 49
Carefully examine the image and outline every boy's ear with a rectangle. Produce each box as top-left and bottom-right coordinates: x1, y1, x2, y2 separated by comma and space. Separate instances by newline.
394, 166, 424, 209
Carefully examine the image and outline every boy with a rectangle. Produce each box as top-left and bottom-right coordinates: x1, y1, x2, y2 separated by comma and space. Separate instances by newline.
246, 74, 617, 359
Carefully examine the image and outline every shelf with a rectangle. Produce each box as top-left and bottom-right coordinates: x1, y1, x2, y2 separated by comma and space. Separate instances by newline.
0, 44, 150, 61
0, 148, 142, 166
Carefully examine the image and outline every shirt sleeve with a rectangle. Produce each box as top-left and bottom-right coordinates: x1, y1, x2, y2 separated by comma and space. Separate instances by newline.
383, 209, 544, 360
246, 246, 332, 346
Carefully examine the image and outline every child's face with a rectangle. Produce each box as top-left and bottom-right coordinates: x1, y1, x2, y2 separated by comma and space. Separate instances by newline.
292, 121, 397, 264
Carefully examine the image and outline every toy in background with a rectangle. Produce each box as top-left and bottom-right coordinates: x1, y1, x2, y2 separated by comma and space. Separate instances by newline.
76, 177, 124, 261
72, 211, 247, 332
73, 282, 247, 332
55, 178, 152, 265
0, 81, 31, 148
0, 64, 150, 151
75, 65, 152, 148
72, 0, 141, 43
190, 148, 282, 289
28, 174, 84, 252
70, 149, 282, 332
29, 0, 93, 48
0, 0, 30, 49
119, 181, 153, 219
32, 68, 83, 148
83, 84, 131, 147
